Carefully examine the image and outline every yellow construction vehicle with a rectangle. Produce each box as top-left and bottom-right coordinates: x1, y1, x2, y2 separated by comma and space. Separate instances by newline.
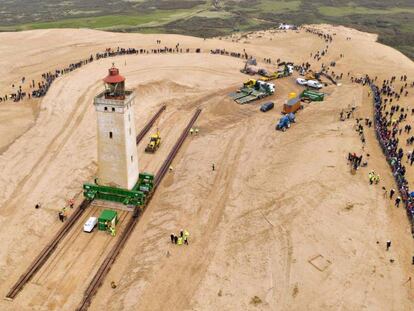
145, 131, 161, 153
243, 79, 256, 87
305, 71, 316, 80
305, 70, 321, 81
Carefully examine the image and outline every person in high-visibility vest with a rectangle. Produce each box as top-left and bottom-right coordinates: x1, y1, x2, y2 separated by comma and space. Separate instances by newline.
195, 128, 199, 135
62, 207, 67, 220
368, 171, 374, 184
110, 227, 116, 237
190, 128, 194, 135
177, 236, 183, 245
184, 229, 190, 245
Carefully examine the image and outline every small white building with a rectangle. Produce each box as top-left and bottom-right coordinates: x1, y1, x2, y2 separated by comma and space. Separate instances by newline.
279, 23, 297, 30
94, 66, 139, 190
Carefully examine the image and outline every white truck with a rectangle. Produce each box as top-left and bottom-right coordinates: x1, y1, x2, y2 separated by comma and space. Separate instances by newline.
256, 80, 275, 94
307, 80, 323, 90
83, 217, 98, 233
296, 78, 308, 86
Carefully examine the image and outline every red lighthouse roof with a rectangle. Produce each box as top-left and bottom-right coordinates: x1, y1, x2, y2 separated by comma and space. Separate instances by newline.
103, 66, 125, 84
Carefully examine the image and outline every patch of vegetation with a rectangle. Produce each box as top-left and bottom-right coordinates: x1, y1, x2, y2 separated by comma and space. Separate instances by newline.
0, 10, 205, 31
0, 0, 208, 26
292, 283, 299, 297
257, 0, 301, 12
318, 10, 414, 59
318, 6, 414, 17
165, 15, 246, 37
250, 295, 263, 305
137, 0, 205, 10
195, 10, 234, 19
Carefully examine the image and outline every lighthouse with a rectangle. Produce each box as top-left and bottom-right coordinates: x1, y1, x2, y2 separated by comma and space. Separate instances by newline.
94, 65, 139, 190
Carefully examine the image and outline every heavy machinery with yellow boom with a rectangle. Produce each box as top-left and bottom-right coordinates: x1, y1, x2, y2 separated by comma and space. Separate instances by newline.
243, 79, 257, 87
145, 131, 161, 153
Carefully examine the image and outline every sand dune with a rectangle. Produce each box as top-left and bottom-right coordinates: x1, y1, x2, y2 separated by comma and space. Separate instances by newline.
0, 26, 413, 310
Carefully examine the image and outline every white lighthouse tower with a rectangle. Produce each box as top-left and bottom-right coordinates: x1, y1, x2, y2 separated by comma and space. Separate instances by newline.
94, 65, 139, 190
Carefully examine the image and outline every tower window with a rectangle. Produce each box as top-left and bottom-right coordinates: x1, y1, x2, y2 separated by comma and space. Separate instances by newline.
104, 107, 108, 111
109, 132, 113, 139
128, 114, 131, 122
112, 107, 115, 112
131, 155, 133, 162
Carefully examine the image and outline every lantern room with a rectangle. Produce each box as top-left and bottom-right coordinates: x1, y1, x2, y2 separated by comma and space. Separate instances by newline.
104, 65, 125, 100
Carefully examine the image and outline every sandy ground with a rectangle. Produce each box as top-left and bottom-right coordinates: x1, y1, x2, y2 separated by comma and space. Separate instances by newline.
0, 26, 414, 311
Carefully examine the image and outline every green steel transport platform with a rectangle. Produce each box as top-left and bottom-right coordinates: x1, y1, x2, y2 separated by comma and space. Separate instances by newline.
83, 172, 154, 206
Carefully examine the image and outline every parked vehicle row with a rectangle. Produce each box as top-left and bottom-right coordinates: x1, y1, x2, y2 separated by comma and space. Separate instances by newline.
296, 77, 323, 89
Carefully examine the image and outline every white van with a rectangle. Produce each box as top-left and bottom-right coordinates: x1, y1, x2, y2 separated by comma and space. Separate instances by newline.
83, 217, 98, 233
296, 78, 308, 86
307, 80, 323, 89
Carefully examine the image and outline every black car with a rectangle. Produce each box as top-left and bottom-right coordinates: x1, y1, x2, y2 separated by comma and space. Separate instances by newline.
260, 102, 274, 112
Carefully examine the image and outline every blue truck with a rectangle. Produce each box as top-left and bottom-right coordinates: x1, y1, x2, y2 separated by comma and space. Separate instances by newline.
276, 113, 296, 131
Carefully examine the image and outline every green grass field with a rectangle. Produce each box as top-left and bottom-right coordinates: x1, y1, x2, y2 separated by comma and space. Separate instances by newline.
0, 0, 413, 59
257, 0, 301, 12
319, 6, 414, 17
0, 11, 195, 31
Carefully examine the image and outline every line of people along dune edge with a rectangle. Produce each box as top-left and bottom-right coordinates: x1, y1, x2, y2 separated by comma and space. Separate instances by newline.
0, 43, 259, 104
1, 26, 335, 104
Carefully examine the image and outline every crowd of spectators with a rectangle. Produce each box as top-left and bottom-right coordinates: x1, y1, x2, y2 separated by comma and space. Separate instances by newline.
1, 44, 204, 104
370, 80, 414, 234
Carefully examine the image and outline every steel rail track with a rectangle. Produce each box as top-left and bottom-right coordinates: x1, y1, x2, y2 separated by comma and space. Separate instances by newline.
76, 108, 201, 311
5, 105, 166, 300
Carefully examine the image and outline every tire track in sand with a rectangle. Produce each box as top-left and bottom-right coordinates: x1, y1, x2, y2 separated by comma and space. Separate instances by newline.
1, 80, 100, 213
135, 125, 249, 311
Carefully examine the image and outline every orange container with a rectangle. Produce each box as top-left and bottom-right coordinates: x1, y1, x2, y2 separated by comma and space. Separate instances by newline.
283, 97, 302, 114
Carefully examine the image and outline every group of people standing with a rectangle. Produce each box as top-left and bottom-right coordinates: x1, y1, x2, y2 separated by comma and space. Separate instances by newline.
386, 188, 402, 208
368, 170, 380, 185
57, 199, 75, 222
2, 44, 207, 104
1, 55, 94, 103
369, 79, 414, 230
170, 229, 190, 245
341, 52, 414, 235
189, 127, 199, 135
348, 152, 364, 170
